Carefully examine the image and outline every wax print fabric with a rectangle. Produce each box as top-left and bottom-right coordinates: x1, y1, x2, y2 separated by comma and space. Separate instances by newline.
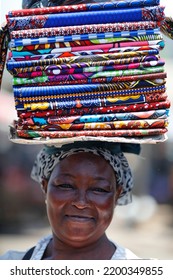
15, 92, 167, 111
7, 49, 160, 68
10, 21, 159, 39
14, 128, 167, 139
5, 0, 171, 143
7, 6, 165, 31
10, 0, 161, 17
17, 100, 170, 118
0, 24, 9, 89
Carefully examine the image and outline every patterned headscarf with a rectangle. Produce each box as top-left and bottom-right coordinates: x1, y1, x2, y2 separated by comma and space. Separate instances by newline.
31, 142, 140, 205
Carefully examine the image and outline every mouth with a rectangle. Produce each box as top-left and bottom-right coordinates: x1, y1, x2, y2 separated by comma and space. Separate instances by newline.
65, 215, 94, 223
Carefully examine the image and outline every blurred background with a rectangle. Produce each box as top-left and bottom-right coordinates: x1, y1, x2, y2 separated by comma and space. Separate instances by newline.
0, 0, 173, 259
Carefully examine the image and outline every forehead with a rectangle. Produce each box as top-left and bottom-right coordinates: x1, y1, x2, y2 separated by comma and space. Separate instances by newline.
51, 152, 115, 180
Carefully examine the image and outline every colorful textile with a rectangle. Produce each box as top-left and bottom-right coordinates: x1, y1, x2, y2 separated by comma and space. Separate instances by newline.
13, 76, 166, 88
10, 55, 161, 76
13, 59, 164, 77
7, 49, 160, 69
17, 100, 171, 118
161, 17, 173, 40
10, 40, 164, 56
10, 30, 162, 47
14, 128, 167, 139
13, 83, 166, 98
8, 1, 161, 17
15, 92, 168, 111
10, 21, 159, 39
18, 109, 169, 126
0, 23, 10, 89
5, 0, 171, 143
7, 7, 165, 31
16, 119, 168, 131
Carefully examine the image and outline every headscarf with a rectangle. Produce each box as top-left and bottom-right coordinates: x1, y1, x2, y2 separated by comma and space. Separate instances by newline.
31, 142, 140, 206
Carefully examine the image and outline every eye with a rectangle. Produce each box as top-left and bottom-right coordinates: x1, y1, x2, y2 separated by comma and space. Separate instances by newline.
54, 183, 74, 190
91, 187, 110, 193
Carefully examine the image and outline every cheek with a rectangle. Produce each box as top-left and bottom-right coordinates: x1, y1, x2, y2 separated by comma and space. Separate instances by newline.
46, 188, 69, 218
91, 194, 115, 220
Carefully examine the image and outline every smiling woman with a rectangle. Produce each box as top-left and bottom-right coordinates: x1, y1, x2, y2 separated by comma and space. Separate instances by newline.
0, 141, 141, 260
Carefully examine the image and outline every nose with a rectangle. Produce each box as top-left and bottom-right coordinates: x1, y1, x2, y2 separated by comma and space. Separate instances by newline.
71, 190, 89, 209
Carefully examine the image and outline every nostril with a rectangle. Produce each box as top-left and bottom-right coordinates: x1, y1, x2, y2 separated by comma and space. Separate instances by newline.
71, 195, 89, 209
71, 200, 89, 209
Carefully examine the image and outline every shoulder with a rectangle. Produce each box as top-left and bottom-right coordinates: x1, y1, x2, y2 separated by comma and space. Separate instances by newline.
0, 235, 52, 260
111, 241, 141, 260
0, 250, 26, 260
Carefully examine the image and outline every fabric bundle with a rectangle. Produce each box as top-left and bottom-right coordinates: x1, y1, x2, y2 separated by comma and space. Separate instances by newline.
6, 0, 171, 144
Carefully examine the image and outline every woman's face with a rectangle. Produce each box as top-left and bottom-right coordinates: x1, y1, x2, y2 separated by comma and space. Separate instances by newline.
43, 152, 122, 248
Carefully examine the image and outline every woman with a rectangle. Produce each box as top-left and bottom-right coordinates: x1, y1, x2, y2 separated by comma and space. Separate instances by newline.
0, 141, 141, 260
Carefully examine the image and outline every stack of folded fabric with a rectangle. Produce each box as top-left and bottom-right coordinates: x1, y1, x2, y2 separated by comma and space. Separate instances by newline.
6, 0, 170, 144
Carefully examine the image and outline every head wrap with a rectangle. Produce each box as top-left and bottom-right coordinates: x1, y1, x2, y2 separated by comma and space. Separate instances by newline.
31, 142, 140, 206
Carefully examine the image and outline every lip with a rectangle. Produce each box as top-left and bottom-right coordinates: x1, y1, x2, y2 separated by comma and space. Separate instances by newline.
65, 215, 94, 223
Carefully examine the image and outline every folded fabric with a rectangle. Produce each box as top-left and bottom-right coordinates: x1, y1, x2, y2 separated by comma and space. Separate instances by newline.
161, 17, 173, 40
8, 0, 161, 17
17, 100, 171, 118
16, 119, 168, 132
5, 0, 171, 144
13, 59, 165, 78
13, 83, 166, 97
11, 39, 164, 55
7, 7, 165, 31
10, 46, 163, 60
10, 21, 159, 39
15, 92, 167, 111
13, 74, 167, 87
13, 73, 166, 87
17, 109, 169, 127
14, 128, 167, 139
10, 55, 161, 76
7, 49, 160, 69
0, 24, 10, 89
10, 30, 161, 47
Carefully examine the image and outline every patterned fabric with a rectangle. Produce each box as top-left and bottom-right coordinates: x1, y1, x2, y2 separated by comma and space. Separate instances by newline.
10, 21, 159, 39
14, 128, 167, 139
10, 0, 161, 17
16, 119, 168, 131
7, 7, 165, 31
0, 23, 10, 89
7, 49, 160, 69
15, 92, 167, 111
30, 144, 134, 205
160, 17, 173, 40
12, 59, 164, 76
13, 75, 166, 87
17, 100, 171, 118
17, 109, 169, 125
10, 40, 165, 57
11, 58, 162, 76
4, 0, 172, 143
10, 30, 161, 47
13, 83, 166, 98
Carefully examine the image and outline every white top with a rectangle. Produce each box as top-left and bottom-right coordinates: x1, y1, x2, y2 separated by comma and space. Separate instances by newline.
0, 235, 140, 260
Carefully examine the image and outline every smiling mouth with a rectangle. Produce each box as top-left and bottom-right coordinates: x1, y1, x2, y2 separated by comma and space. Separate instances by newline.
65, 215, 94, 222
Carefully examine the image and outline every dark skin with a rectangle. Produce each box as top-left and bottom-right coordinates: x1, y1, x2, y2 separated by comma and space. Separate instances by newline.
42, 152, 122, 260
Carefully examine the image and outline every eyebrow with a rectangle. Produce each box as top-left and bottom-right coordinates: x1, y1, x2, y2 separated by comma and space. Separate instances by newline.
57, 173, 110, 182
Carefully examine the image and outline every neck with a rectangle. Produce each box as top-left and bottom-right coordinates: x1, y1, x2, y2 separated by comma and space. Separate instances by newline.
43, 233, 116, 260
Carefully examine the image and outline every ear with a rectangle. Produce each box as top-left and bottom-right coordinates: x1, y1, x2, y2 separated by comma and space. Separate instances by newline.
41, 178, 48, 195
114, 185, 122, 205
